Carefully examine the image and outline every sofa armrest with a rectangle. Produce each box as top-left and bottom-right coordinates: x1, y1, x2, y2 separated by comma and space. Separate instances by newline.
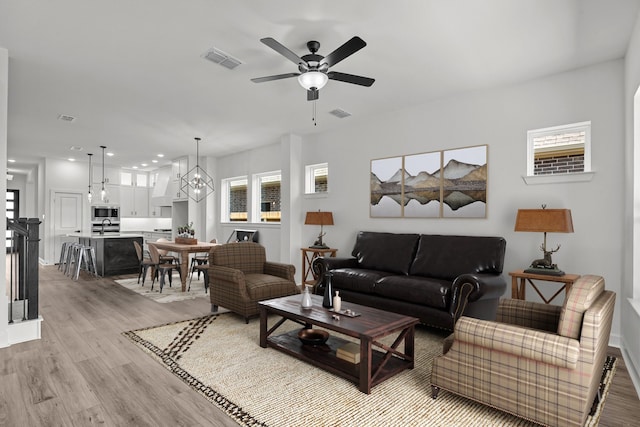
449, 273, 507, 321
312, 257, 359, 294
208, 265, 250, 300
455, 316, 580, 369
264, 261, 295, 282
497, 298, 561, 332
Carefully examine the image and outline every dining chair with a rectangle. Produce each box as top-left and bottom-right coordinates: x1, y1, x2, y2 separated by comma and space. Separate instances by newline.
189, 238, 217, 284
156, 237, 178, 265
148, 244, 182, 293
133, 241, 155, 285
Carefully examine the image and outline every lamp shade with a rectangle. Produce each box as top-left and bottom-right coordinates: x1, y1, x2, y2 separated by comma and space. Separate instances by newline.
514, 209, 574, 233
304, 211, 334, 226
298, 71, 328, 90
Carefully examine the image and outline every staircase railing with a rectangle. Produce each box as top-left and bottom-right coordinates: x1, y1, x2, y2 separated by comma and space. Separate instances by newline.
6, 218, 41, 322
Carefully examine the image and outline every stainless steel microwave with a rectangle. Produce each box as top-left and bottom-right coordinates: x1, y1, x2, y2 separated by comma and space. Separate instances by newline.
91, 205, 120, 222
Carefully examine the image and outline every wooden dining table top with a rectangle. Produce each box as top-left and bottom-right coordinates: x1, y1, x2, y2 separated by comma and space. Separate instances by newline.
148, 240, 219, 252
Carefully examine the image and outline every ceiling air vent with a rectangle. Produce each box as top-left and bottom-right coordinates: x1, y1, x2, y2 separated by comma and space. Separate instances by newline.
202, 47, 242, 70
57, 114, 76, 122
329, 108, 352, 119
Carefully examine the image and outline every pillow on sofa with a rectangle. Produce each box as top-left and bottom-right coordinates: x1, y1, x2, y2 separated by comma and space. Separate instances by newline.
557, 275, 604, 339
410, 235, 506, 280
351, 231, 419, 275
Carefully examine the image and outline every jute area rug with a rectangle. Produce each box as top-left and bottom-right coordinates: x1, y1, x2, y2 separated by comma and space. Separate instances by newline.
124, 314, 616, 427
114, 274, 209, 304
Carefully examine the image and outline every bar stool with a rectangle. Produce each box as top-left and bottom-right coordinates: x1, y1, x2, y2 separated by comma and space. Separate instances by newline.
67, 243, 98, 280
64, 243, 81, 276
58, 242, 70, 271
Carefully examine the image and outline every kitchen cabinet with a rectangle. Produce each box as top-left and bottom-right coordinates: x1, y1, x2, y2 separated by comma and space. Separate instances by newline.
171, 156, 189, 201
149, 204, 171, 218
91, 184, 120, 205
120, 185, 149, 217
92, 165, 120, 186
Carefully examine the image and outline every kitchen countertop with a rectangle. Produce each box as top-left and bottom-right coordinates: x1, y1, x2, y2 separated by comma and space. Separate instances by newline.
67, 233, 144, 239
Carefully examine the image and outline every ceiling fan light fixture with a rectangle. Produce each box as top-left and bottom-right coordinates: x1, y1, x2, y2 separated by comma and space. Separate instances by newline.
298, 71, 328, 91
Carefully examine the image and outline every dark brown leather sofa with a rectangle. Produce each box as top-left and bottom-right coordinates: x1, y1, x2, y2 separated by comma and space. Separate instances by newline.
313, 231, 507, 330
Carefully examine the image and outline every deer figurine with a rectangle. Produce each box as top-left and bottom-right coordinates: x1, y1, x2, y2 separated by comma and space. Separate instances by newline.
531, 243, 560, 269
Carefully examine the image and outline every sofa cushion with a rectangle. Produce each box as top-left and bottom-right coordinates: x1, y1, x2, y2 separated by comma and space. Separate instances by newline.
245, 273, 296, 301
410, 235, 506, 280
351, 231, 420, 275
374, 275, 451, 309
557, 275, 604, 339
331, 268, 394, 295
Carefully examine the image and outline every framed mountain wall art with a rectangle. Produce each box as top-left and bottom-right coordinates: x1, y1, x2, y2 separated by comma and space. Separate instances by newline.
370, 144, 487, 219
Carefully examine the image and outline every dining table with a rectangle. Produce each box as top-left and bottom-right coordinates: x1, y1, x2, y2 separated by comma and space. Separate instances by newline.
147, 240, 219, 292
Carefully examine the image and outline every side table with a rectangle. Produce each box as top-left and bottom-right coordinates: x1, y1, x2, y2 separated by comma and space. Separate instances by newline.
509, 269, 580, 304
301, 247, 337, 288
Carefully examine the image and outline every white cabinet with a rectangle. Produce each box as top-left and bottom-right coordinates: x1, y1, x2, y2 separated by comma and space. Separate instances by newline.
92, 166, 120, 185
171, 156, 189, 201
121, 186, 149, 217
91, 184, 120, 205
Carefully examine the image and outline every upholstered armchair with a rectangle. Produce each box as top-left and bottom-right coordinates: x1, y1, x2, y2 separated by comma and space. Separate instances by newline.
208, 242, 298, 323
431, 275, 615, 427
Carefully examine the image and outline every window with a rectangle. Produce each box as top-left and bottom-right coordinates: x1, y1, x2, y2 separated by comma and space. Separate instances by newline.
121, 171, 148, 187
6, 190, 18, 250
221, 176, 248, 222
253, 171, 281, 222
305, 163, 328, 194
527, 121, 591, 177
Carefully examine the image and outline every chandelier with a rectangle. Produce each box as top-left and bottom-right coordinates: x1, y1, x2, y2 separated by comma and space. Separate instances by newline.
180, 137, 214, 202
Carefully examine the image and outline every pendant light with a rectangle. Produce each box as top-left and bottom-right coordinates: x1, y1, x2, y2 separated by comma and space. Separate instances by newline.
100, 145, 108, 202
180, 137, 214, 203
87, 153, 93, 203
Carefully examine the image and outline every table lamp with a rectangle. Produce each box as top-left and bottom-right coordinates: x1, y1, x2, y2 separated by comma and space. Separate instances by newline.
514, 206, 574, 276
304, 211, 334, 249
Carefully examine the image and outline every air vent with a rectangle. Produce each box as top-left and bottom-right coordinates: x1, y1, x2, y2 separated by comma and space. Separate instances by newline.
202, 47, 242, 70
57, 114, 76, 122
329, 108, 352, 119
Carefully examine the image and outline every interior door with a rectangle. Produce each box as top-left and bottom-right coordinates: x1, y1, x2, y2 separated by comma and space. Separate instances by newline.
53, 192, 83, 264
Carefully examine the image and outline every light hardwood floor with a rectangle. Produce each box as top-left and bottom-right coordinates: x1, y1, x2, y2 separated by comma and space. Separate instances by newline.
0, 265, 638, 426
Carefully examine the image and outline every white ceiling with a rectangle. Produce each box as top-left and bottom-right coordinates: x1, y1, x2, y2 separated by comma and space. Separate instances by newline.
1, 0, 639, 174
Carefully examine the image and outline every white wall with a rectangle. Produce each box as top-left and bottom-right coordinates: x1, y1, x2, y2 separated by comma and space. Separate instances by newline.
623, 9, 640, 395
216, 59, 626, 353
0, 47, 9, 347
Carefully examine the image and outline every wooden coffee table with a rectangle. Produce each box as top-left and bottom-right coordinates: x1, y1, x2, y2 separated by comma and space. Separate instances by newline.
259, 294, 419, 394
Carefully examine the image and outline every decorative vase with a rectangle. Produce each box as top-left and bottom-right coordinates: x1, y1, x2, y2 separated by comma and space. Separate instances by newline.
322, 272, 334, 308
301, 284, 313, 309
333, 290, 341, 312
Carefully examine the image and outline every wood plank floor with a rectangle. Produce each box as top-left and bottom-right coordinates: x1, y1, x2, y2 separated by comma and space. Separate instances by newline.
0, 265, 638, 426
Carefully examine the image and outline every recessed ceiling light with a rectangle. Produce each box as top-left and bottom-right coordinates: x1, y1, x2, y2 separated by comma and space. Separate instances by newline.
7, 159, 15, 163
69, 145, 83, 151
157, 154, 164, 158
152, 159, 158, 163
132, 166, 138, 169
141, 163, 148, 167
106, 152, 115, 157
68, 158, 76, 162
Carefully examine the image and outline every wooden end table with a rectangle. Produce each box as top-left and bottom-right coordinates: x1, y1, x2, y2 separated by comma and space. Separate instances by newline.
301, 247, 337, 288
509, 269, 580, 304
259, 294, 418, 394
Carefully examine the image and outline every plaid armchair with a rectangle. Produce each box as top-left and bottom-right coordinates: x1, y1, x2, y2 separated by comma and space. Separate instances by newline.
431, 275, 615, 427
208, 242, 297, 323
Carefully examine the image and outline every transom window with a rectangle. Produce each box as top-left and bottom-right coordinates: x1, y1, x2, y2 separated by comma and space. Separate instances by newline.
527, 121, 591, 176
305, 163, 328, 194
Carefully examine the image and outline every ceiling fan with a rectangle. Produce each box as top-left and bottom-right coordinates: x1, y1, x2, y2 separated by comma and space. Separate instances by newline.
251, 36, 375, 101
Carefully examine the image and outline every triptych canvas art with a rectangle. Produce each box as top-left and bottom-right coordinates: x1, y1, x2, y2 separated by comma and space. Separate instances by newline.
370, 145, 487, 218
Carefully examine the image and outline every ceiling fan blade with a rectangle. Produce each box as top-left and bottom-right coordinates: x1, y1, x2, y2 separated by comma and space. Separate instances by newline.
320, 36, 367, 67
307, 89, 319, 101
260, 37, 306, 67
251, 73, 300, 83
328, 71, 375, 87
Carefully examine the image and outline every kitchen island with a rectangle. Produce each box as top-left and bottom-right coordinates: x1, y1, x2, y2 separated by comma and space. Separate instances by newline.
70, 233, 143, 277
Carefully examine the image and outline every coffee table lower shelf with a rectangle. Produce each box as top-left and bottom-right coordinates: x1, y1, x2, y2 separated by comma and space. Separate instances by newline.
266, 329, 411, 391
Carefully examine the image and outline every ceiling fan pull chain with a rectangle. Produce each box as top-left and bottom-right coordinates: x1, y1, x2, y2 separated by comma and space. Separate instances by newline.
312, 100, 318, 126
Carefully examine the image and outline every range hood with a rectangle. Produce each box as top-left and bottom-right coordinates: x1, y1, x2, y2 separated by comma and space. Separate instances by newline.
151, 167, 172, 207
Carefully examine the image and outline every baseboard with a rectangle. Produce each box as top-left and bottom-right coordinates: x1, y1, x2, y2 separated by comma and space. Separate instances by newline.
621, 340, 640, 399
7, 316, 43, 345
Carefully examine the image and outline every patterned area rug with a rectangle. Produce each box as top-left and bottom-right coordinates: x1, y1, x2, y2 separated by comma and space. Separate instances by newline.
124, 314, 617, 427
114, 274, 210, 303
